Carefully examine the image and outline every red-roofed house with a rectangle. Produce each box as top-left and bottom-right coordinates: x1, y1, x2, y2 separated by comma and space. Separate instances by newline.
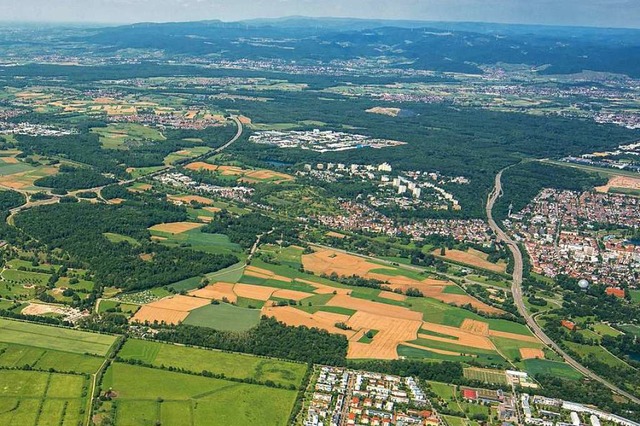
561, 320, 576, 331
606, 287, 625, 298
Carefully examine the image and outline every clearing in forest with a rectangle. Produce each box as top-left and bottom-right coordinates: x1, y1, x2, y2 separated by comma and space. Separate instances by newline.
148, 221, 204, 234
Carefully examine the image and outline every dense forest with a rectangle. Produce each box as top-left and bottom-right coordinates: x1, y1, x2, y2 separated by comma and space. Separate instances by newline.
154, 317, 348, 366
35, 165, 116, 191
225, 91, 635, 217
13, 198, 238, 290
494, 162, 608, 219
15, 123, 236, 178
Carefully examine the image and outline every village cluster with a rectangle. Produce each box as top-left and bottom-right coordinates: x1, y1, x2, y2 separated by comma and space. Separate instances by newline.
249, 129, 407, 153
154, 171, 254, 203
299, 162, 466, 212
520, 394, 639, 426
0, 121, 75, 137
304, 366, 437, 426
505, 188, 640, 287
315, 200, 493, 245
560, 142, 640, 173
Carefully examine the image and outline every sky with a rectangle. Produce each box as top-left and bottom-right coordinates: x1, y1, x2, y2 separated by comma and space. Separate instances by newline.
0, 0, 638, 28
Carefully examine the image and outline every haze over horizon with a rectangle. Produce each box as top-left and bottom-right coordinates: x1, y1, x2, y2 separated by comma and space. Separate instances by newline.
0, 0, 639, 29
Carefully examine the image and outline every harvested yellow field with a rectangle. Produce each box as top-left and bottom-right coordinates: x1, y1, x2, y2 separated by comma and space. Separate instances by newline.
596, 175, 640, 193
185, 162, 218, 172
303, 249, 500, 313
420, 322, 495, 350
460, 319, 490, 336
366, 107, 401, 117
326, 295, 422, 321
489, 330, 540, 343
131, 307, 189, 325
313, 311, 351, 324
204, 206, 221, 213
0, 157, 19, 164
108, 198, 125, 205
303, 248, 385, 277
520, 348, 545, 359
435, 248, 506, 273
325, 231, 347, 239
346, 311, 421, 359
148, 222, 204, 234
234, 284, 276, 301
168, 195, 215, 205
261, 306, 355, 337
241, 169, 293, 183
245, 266, 293, 283
272, 289, 313, 301
189, 282, 238, 303
378, 291, 407, 301
0, 166, 58, 189
147, 295, 210, 312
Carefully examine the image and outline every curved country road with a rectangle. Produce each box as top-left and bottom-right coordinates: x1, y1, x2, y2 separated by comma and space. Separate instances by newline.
486, 167, 640, 405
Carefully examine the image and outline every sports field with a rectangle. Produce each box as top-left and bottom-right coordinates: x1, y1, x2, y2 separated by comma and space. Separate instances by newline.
0, 318, 116, 356
101, 363, 297, 426
118, 339, 307, 388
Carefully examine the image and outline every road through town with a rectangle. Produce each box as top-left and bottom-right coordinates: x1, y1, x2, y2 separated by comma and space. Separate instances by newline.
486, 167, 640, 405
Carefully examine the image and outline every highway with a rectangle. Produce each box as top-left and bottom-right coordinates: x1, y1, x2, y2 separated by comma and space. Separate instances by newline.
486, 168, 640, 405
5, 115, 244, 223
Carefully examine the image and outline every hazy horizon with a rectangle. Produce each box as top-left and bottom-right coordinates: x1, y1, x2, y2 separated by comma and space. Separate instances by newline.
0, 0, 638, 29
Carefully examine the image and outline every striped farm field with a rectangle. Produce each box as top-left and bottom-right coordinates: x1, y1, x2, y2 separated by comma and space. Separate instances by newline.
0, 318, 116, 356
463, 367, 508, 385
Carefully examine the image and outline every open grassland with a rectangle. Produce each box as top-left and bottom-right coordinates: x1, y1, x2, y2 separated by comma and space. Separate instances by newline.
185, 162, 294, 184
592, 323, 623, 337
164, 147, 212, 165
118, 339, 306, 388
522, 359, 583, 380
0, 161, 58, 190
183, 303, 261, 331
92, 123, 165, 150
564, 341, 629, 368
102, 363, 297, 426
103, 232, 140, 246
0, 342, 104, 374
0, 370, 87, 426
617, 324, 640, 337
151, 227, 241, 255
434, 248, 507, 273
0, 318, 116, 356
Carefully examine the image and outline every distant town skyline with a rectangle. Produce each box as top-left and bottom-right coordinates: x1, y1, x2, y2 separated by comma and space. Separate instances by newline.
0, 0, 639, 29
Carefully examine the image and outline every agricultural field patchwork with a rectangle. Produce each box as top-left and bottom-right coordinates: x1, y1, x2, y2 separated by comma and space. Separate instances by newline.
0, 370, 88, 426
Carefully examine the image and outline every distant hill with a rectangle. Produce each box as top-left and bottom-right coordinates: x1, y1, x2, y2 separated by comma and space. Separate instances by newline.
73, 18, 640, 76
